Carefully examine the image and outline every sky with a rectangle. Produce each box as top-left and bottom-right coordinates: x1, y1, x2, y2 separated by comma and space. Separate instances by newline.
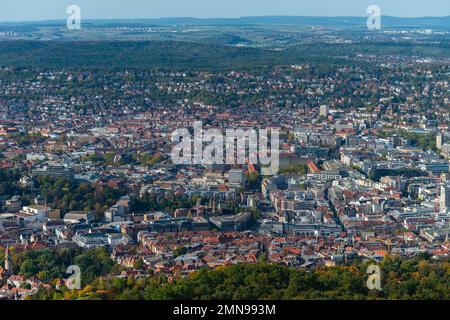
0, 0, 449, 22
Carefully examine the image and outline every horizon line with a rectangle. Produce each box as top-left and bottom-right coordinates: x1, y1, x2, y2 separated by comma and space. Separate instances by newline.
1, 14, 449, 24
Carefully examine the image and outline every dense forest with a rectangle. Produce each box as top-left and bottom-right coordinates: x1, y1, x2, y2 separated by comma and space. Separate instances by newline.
29, 254, 449, 300
0, 40, 449, 70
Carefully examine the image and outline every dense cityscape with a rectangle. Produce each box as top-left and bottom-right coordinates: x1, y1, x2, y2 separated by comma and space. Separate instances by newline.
0, 9, 449, 302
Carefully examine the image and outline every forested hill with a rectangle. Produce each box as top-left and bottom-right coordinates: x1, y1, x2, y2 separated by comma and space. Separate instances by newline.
30, 255, 450, 300
2, 41, 277, 70
0, 40, 449, 70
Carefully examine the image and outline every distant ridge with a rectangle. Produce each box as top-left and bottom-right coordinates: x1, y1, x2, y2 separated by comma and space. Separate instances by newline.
1, 15, 450, 29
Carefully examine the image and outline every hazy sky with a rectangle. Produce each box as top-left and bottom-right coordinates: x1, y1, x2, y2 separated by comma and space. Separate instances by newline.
1, 0, 449, 21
